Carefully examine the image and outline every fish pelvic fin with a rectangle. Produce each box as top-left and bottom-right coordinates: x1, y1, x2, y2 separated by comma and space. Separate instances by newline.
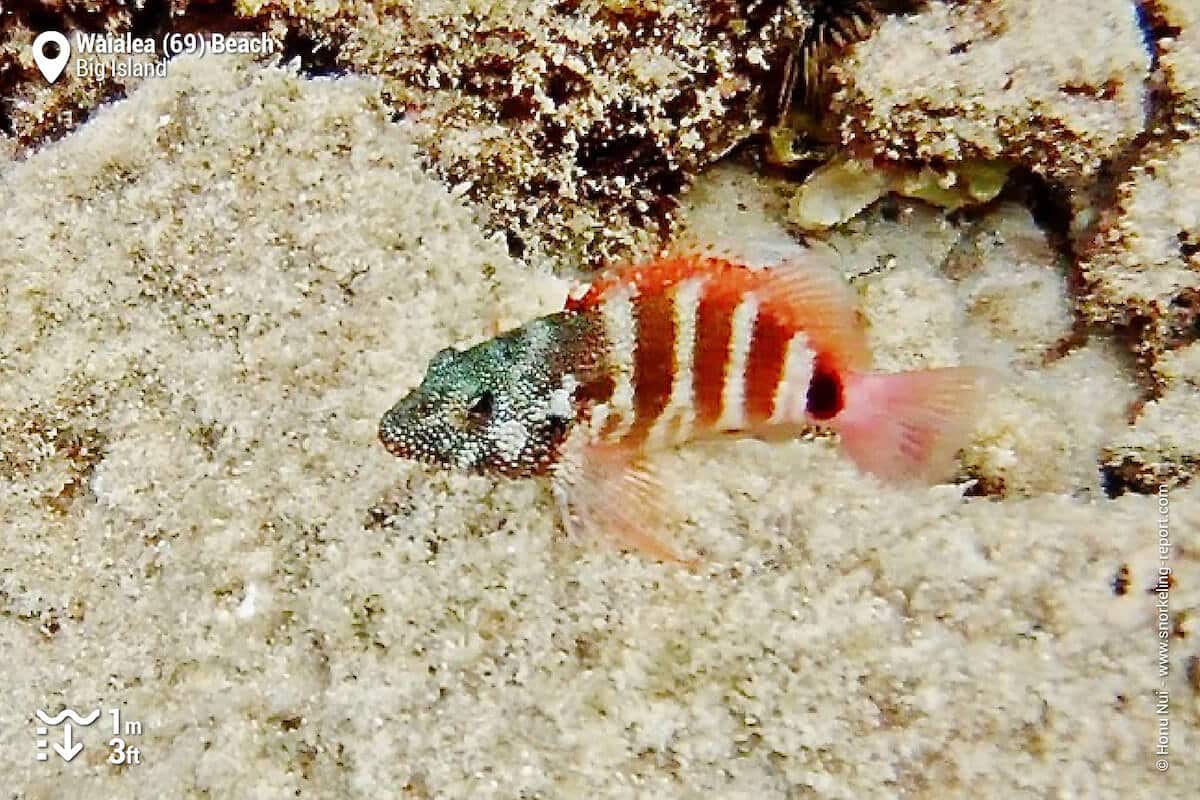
551, 434, 697, 568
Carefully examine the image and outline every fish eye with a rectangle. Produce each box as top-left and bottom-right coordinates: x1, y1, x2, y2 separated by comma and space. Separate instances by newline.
466, 391, 494, 424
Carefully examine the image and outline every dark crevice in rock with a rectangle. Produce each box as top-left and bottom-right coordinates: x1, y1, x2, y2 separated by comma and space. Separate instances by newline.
1001, 169, 1075, 256
276, 28, 345, 78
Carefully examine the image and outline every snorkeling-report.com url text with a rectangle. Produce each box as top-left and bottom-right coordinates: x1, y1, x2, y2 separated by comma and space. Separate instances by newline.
1152, 483, 1171, 773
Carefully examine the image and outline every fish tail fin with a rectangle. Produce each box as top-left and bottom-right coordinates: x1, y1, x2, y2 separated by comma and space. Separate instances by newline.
832, 367, 989, 483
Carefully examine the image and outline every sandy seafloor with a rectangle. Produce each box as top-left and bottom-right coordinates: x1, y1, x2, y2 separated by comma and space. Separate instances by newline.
1, 50, 1198, 799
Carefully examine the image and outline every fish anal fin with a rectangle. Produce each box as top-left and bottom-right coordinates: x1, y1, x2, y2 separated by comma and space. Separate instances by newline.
551, 439, 696, 567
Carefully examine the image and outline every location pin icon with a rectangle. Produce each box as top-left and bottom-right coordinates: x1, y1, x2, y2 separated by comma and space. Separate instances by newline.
33, 31, 71, 84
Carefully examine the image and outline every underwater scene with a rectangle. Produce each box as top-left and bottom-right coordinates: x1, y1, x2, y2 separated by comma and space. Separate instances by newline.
1, 1, 1196, 797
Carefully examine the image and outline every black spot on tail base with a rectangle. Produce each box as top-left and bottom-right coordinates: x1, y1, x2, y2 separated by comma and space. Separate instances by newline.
806, 356, 844, 421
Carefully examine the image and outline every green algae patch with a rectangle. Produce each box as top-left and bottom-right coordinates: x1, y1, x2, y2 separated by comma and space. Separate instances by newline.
788, 155, 1011, 231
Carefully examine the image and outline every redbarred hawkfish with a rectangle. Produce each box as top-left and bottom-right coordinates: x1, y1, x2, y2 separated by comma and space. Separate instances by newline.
379, 237, 984, 564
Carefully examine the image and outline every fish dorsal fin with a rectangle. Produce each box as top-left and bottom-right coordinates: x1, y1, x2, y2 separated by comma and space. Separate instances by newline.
752, 250, 873, 371
668, 235, 872, 371
566, 235, 872, 371
668, 229, 809, 269
565, 253, 719, 312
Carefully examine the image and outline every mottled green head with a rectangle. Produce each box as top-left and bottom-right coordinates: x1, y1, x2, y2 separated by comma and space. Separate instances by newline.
379, 315, 592, 476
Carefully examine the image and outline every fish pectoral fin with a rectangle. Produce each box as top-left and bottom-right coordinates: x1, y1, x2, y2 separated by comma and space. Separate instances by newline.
551, 441, 696, 567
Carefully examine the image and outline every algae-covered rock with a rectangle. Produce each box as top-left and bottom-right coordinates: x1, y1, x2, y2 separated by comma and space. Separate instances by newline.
828, 0, 1151, 181
247, 0, 811, 267
894, 159, 1009, 210
788, 155, 891, 230
1103, 341, 1200, 493
0, 1, 264, 154
1078, 136, 1200, 387
1145, 0, 1200, 122
4, 1, 811, 269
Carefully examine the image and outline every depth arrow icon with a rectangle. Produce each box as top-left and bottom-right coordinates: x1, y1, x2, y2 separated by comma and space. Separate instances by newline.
52, 722, 83, 762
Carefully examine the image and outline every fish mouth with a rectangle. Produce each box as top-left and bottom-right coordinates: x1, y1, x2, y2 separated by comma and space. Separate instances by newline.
377, 409, 414, 459
378, 429, 408, 459
378, 408, 449, 467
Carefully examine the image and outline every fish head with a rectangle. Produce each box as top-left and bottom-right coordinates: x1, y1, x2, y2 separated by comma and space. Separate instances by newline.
379, 321, 575, 476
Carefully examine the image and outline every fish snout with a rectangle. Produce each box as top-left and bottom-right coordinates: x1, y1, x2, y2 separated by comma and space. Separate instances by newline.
378, 394, 421, 458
